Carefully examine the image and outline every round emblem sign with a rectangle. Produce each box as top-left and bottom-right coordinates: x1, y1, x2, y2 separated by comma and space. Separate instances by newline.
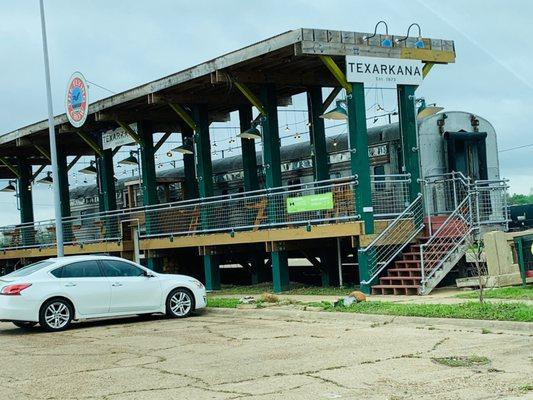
65, 72, 88, 128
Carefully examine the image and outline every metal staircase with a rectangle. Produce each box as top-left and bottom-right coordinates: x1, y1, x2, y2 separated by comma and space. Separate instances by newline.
363, 172, 509, 295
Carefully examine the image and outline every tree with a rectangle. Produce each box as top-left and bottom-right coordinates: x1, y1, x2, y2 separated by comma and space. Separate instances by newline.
508, 193, 533, 205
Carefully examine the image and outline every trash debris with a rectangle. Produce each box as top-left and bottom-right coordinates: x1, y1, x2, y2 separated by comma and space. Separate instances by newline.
238, 296, 256, 304
349, 290, 367, 302
260, 292, 279, 303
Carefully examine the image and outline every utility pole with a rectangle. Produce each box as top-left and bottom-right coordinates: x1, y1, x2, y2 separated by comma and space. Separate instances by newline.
39, 0, 64, 256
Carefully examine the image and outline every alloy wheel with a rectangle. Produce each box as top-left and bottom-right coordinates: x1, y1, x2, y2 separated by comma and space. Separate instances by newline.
44, 302, 71, 330
169, 291, 192, 317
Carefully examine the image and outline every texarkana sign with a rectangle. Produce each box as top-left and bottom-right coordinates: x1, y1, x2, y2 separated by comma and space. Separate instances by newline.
102, 123, 138, 150
65, 72, 89, 128
287, 192, 334, 214
346, 56, 423, 86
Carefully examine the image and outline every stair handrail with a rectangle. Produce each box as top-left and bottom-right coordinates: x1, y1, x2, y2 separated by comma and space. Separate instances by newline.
360, 194, 425, 285
419, 192, 475, 292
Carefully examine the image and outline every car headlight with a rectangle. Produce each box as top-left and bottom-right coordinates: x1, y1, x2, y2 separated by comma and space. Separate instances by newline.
189, 279, 204, 289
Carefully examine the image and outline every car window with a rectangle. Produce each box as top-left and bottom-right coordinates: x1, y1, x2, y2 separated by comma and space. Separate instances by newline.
4, 261, 55, 278
100, 260, 145, 277
53, 261, 102, 278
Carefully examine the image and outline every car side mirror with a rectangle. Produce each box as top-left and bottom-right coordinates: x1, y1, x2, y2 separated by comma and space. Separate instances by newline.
144, 271, 156, 278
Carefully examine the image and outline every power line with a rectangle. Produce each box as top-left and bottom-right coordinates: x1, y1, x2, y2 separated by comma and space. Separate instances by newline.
499, 143, 533, 153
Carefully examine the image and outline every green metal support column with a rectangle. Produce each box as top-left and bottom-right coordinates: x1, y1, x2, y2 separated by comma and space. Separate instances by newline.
138, 121, 162, 272
17, 157, 34, 246
261, 83, 289, 293
181, 125, 199, 200
398, 85, 420, 200
57, 148, 72, 243
96, 149, 117, 211
239, 105, 259, 191
193, 104, 220, 290
137, 121, 158, 207
239, 105, 266, 284
346, 83, 374, 294
307, 87, 329, 181
308, 87, 339, 287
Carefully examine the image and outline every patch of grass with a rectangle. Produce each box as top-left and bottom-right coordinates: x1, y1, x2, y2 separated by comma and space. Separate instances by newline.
456, 285, 533, 300
432, 355, 490, 367
207, 297, 533, 322
216, 283, 359, 296
481, 328, 492, 334
207, 297, 240, 308
520, 384, 533, 392
310, 301, 533, 322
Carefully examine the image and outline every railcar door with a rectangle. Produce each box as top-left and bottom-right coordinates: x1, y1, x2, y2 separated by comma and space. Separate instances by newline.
443, 131, 488, 181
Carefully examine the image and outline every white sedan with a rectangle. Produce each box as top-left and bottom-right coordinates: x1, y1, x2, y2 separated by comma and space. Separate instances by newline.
0, 255, 206, 331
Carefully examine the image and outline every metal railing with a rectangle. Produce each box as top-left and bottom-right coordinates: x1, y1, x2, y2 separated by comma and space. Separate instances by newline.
139, 177, 359, 238
371, 174, 410, 218
360, 194, 425, 285
0, 175, 415, 252
422, 171, 509, 234
419, 193, 475, 293
474, 179, 509, 230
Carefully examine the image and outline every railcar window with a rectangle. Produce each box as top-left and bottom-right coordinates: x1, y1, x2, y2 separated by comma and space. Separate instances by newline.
374, 165, 386, 191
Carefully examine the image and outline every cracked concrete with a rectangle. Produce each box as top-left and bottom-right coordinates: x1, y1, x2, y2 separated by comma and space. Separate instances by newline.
0, 309, 531, 399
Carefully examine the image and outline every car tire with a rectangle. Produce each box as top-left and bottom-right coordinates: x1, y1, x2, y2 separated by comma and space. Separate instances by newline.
166, 288, 195, 318
39, 299, 74, 332
12, 321, 37, 329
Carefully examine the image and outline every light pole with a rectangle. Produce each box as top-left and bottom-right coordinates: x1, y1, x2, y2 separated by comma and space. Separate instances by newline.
39, 0, 64, 256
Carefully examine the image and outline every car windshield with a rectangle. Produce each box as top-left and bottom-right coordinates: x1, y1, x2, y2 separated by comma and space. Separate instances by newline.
2, 260, 55, 278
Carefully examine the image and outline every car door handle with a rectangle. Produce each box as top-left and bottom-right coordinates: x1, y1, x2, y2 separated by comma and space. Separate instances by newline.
112, 283, 123, 287
65, 283, 77, 287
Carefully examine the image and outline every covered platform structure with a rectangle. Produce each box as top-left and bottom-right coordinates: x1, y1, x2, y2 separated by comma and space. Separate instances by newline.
0, 28, 457, 293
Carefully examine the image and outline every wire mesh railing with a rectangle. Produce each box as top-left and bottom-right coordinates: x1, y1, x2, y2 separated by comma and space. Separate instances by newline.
140, 177, 359, 238
0, 175, 415, 252
474, 179, 509, 229
422, 171, 509, 234
371, 174, 410, 218
360, 194, 425, 285
419, 194, 475, 293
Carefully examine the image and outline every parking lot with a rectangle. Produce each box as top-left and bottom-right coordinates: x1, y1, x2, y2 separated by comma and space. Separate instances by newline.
0, 308, 531, 399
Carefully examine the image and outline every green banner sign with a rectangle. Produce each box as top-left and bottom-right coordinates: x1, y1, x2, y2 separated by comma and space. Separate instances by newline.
286, 192, 334, 214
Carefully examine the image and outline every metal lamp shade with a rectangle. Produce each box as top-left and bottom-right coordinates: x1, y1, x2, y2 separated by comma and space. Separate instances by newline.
237, 127, 262, 140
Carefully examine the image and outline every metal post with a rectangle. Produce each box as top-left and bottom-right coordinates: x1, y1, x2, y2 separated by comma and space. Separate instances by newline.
17, 157, 35, 246
239, 105, 265, 284
193, 104, 221, 290
307, 87, 329, 181
137, 121, 161, 272
337, 238, 343, 287
181, 126, 199, 200
96, 149, 117, 211
239, 105, 259, 191
39, 0, 63, 256
397, 85, 421, 201
261, 83, 289, 293
346, 83, 373, 294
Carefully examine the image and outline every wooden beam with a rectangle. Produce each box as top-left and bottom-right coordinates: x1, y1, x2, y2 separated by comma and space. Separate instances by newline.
116, 120, 142, 144
154, 132, 172, 152
31, 164, 46, 181
168, 103, 197, 131
233, 81, 267, 116
0, 157, 20, 178
76, 131, 104, 157
422, 62, 435, 78
323, 87, 342, 111
67, 155, 82, 171
319, 55, 352, 94
33, 144, 51, 162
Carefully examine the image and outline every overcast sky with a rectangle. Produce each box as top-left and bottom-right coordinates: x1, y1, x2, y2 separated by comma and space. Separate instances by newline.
0, 0, 531, 225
